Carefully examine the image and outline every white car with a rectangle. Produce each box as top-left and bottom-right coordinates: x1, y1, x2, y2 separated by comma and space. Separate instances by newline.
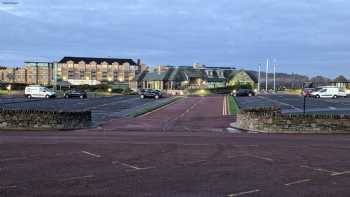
25, 85, 56, 99
311, 86, 347, 99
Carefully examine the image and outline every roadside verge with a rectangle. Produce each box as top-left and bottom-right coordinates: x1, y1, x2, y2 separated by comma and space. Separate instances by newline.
127, 97, 183, 118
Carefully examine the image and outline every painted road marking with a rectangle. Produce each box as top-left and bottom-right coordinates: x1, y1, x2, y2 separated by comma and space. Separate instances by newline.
328, 106, 336, 110
245, 154, 274, 162
60, 175, 94, 182
181, 160, 206, 166
0, 185, 17, 191
112, 160, 155, 171
300, 165, 337, 174
223, 96, 228, 116
259, 96, 303, 112
284, 179, 311, 186
0, 157, 27, 162
227, 189, 260, 196
331, 171, 350, 176
81, 151, 102, 158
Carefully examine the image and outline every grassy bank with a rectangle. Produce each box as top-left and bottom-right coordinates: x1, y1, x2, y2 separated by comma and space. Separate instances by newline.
227, 96, 240, 115
127, 97, 182, 118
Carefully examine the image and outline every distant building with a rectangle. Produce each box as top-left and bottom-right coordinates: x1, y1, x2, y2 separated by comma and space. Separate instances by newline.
227, 70, 258, 88
57, 57, 141, 85
0, 57, 143, 86
132, 65, 237, 91
24, 62, 54, 85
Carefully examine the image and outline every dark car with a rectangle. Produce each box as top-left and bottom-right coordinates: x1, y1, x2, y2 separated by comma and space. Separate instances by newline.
233, 89, 255, 97
64, 90, 87, 99
139, 89, 162, 99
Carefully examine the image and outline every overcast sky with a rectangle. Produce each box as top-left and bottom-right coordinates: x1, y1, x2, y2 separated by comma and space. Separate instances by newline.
0, 0, 349, 78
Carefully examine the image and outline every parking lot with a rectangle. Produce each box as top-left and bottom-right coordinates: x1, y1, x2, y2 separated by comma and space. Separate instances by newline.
1, 96, 350, 196
0, 96, 162, 125
236, 94, 350, 114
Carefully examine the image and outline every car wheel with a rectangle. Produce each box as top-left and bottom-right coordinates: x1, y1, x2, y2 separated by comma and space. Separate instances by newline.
333, 95, 337, 99
64, 95, 69, 99
316, 95, 320, 99
45, 95, 50, 99
155, 95, 159, 99
80, 95, 84, 99
140, 95, 144, 99
27, 95, 32, 99
248, 93, 252, 97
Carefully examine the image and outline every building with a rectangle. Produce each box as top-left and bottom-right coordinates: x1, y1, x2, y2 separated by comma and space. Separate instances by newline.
24, 62, 54, 85
227, 70, 258, 88
57, 57, 141, 85
133, 65, 237, 91
0, 57, 143, 87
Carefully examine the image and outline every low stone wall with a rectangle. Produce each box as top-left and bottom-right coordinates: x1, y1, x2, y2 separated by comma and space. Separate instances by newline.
237, 107, 350, 133
0, 109, 91, 130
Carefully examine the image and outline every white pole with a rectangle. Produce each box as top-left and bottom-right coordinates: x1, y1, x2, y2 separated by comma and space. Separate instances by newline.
266, 59, 269, 92
258, 65, 261, 92
273, 63, 276, 92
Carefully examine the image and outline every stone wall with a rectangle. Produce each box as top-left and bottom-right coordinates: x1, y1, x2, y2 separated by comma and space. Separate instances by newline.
0, 109, 91, 130
237, 107, 350, 133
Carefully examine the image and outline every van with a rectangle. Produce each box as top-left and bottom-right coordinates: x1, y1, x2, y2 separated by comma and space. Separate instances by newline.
310, 86, 347, 98
25, 85, 56, 99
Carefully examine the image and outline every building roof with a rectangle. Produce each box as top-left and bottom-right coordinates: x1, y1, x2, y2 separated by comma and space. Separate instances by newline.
245, 71, 259, 83
58, 57, 137, 65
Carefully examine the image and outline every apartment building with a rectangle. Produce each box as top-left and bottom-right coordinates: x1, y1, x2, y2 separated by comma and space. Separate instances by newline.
0, 57, 142, 86
57, 57, 141, 85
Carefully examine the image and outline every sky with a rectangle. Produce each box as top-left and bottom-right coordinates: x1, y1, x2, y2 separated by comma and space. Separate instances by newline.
0, 0, 349, 78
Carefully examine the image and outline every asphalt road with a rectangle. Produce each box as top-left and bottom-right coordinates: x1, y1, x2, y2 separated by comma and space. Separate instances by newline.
1, 96, 350, 197
236, 94, 350, 114
0, 96, 159, 124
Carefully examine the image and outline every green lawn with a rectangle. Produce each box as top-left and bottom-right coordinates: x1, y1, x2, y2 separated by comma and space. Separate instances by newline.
127, 97, 182, 118
227, 96, 240, 115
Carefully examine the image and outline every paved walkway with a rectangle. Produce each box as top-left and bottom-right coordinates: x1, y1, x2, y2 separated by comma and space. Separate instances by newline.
99, 95, 234, 132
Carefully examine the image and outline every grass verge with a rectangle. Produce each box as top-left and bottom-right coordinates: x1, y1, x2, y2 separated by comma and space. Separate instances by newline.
227, 96, 240, 115
127, 97, 182, 118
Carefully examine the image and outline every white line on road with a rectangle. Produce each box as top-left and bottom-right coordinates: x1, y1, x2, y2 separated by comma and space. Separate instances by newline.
259, 96, 303, 112
245, 154, 274, 162
227, 189, 261, 197
60, 175, 94, 182
112, 160, 155, 171
284, 179, 311, 186
0, 157, 27, 162
331, 171, 350, 176
300, 165, 337, 174
81, 151, 102, 158
0, 185, 17, 190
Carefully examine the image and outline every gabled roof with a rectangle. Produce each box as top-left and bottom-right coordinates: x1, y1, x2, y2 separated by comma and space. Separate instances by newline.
245, 71, 259, 83
58, 57, 137, 65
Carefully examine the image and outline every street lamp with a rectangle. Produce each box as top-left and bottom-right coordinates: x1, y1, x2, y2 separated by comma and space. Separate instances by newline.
6, 84, 11, 95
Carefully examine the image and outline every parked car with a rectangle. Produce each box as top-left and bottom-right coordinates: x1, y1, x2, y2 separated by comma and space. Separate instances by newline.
64, 90, 87, 99
311, 86, 347, 98
25, 85, 56, 99
301, 88, 315, 97
139, 89, 162, 99
232, 89, 255, 97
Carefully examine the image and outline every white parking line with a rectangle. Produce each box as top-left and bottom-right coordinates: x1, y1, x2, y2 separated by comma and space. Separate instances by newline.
227, 189, 260, 196
60, 175, 94, 182
81, 151, 102, 158
331, 171, 350, 176
0, 157, 27, 162
259, 96, 303, 112
284, 179, 311, 186
0, 185, 17, 190
300, 165, 337, 174
112, 160, 155, 171
245, 154, 274, 162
